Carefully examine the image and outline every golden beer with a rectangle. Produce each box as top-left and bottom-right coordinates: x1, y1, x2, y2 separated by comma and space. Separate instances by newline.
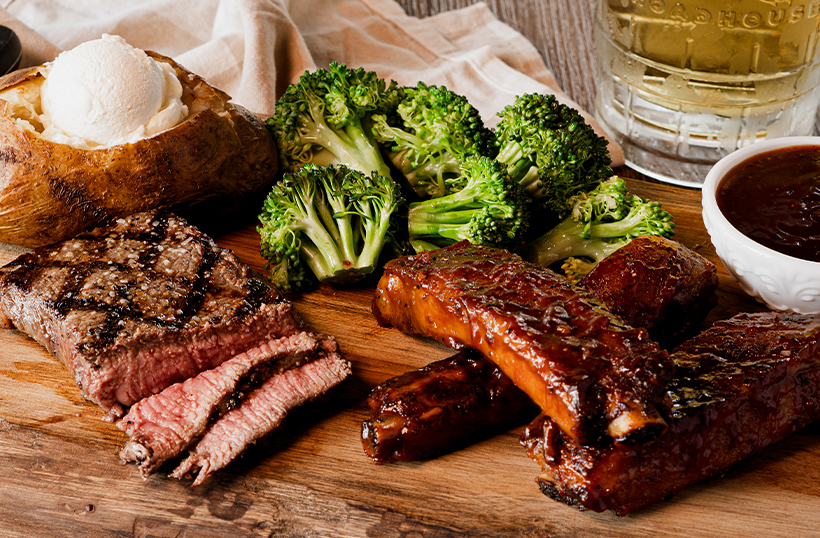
595, 0, 820, 185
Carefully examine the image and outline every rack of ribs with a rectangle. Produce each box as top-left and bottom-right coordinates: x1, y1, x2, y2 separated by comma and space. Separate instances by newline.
521, 311, 820, 515
371, 241, 674, 445
363, 236, 717, 462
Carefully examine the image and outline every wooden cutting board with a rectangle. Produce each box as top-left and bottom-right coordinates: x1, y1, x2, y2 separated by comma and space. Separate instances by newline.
1, 176, 818, 538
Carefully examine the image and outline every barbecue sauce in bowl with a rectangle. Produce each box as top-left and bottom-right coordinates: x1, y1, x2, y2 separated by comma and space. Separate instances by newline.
716, 145, 820, 263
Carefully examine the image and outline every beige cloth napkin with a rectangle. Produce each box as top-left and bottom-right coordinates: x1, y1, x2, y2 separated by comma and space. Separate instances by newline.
0, 0, 624, 165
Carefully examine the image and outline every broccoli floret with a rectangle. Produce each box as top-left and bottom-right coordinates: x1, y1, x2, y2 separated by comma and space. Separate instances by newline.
523, 176, 675, 283
407, 156, 529, 252
371, 82, 496, 199
495, 93, 613, 214
267, 63, 399, 178
258, 163, 405, 291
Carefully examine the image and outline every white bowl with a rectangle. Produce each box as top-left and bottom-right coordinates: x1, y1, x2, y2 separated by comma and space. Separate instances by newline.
702, 136, 820, 314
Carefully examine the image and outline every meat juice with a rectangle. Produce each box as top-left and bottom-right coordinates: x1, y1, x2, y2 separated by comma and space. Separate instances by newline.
595, 0, 820, 186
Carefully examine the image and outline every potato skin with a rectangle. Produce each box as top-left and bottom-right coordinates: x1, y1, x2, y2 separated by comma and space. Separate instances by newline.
0, 52, 278, 247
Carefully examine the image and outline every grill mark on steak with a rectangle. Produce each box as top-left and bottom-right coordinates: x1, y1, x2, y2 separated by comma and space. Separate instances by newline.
520, 312, 820, 515
0, 210, 305, 416
118, 332, 323, 476
7, 214, 237, 348
171, 337, 351, 486
371, 241, 673, 446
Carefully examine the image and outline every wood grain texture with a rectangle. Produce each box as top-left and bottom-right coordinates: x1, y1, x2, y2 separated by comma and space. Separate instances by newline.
1, 1, 819, 536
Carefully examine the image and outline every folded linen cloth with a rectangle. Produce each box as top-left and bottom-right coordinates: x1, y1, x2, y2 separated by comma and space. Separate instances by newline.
0, 0, 623, 165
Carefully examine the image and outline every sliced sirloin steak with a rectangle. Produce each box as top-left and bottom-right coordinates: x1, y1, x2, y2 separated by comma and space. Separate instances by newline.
118, 331, 324, 476
0, 210, 304, 417
172, 337, 350, 486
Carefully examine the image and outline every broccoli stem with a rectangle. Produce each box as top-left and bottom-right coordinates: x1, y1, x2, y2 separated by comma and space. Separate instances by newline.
356, 209, 392, 270
313, 185, 360, 269
425, 223, 474, 242
496, 139, 525, 168
300, 95, 392, 178
396, 152, 460, 198
524, 218, 627, 268
496, 140, 544, 197
409, 238, 444, 252
410, 208, 478, 225
341, 121, 393, 178
409, 189, 477, 214
297, 203, 351, 282
407, 190, 481, 240
496, 141, 532, 179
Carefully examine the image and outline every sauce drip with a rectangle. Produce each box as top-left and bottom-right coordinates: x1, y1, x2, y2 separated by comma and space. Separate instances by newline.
716, 145, 820, 263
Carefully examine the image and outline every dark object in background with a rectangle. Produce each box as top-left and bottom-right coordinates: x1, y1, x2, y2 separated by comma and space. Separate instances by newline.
0, 26, 21, 75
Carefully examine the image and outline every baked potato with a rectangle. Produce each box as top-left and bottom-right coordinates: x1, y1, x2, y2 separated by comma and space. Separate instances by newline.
0, 51, 278, 247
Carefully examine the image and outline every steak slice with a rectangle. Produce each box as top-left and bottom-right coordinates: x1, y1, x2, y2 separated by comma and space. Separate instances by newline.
172, 338, 350, 486
0, 211, 304, 416
118, 332, 322, 476
372, 241, 673, 445
520, 312, 820, 515
579, 235, 718, 350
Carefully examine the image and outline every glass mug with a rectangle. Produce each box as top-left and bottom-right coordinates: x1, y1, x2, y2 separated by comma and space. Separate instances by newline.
594, 0, 820, 187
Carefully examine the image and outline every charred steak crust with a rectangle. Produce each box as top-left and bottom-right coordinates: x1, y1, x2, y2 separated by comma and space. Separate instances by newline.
521, 312, 820, 515
0, 211, 304, 416
372, 241, 674, 445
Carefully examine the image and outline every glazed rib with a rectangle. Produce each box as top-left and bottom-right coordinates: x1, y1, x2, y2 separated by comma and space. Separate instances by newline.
579, 235, 718, 350
521, 312, 820, 515
372, 241, 673, 445
361, 349, 539, 463
362, 237, 717, 462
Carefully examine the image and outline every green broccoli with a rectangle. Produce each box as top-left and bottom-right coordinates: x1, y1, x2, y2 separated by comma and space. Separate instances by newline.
258, 163, 405, 291
407, 156, 529, 252
371, 82, 496, 199
523, 176, 675, 283
267, 63, 399, 178
494, 93, 613, 214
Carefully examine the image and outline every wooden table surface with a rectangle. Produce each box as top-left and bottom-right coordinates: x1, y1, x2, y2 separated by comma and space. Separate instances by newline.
2, 1, 820, 537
